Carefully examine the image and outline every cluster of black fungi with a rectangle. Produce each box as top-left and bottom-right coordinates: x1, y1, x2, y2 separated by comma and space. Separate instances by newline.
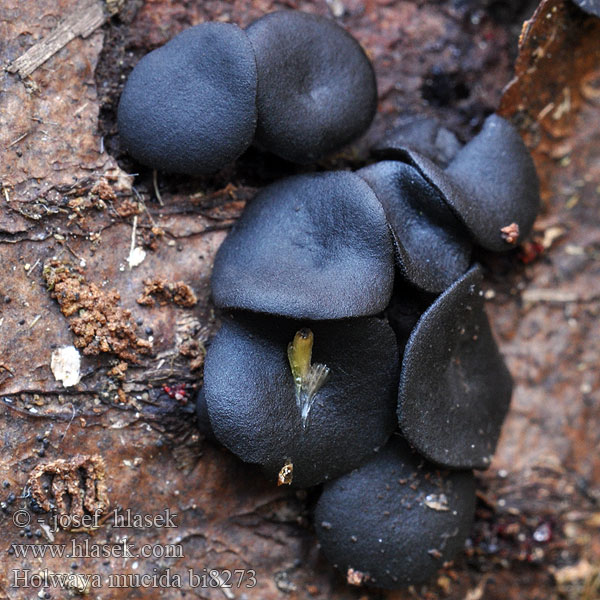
118, 11, 541, 590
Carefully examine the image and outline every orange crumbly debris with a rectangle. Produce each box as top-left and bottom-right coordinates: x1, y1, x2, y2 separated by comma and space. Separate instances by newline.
43, 260, 152, 362
137, 277, 198, 308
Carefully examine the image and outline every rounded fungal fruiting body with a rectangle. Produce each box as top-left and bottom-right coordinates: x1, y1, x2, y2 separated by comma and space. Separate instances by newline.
444, 114, 540, 251
196, 107, 541, 589
372, 114, 540, 252
118, 12, 377, 174
398, 265, 513, 469
203, 313, 399, 488
358, 160, 471, 293
211, 171, 395, 320
315, 437, 476, 589
246, 11, 377, 163
117, 23, 258, 175
373, 116, 462, 167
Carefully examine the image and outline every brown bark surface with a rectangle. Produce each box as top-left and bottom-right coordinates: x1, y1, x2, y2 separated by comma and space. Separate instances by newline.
0, 0, 599, 598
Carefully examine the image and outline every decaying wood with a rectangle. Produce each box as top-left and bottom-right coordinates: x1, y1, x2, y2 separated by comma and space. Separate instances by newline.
1, 0, 599, 598
8, 0, 109, 78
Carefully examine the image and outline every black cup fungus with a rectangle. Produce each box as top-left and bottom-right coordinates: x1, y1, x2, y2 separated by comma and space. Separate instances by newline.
117, 23, 258, 175
445, 114, 540, 251
373, 116, 462, 167
211, 172, 395, 320
372, 115, 540, 252
203, 313, 399, 488
398, 264, 513, 470
111, 8, 543, 591
246, 11, 377, 163
315, 437, 476, 589
358, 160, 471, 293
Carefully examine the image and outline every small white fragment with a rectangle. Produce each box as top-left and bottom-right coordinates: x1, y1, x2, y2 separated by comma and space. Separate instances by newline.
127, 214, 146, 269
424, 493, 450, 512
50, 345, 81, 387
38, 520, 55, 542
127, 246, 146, 269
326, 0, 345, 17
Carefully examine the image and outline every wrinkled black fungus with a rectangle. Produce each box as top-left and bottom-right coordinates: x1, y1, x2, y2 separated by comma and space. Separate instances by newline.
315, 437, 476, 589
373, 117, 462, 167
572, 0, 600, 16
358, 160, 471, 293
117, 23, 257, 175
398, 264, 513, 469
204, 313, 399, 488
246, 11, 377, 163
211, 172, 394, 319
445, 114, 540, 250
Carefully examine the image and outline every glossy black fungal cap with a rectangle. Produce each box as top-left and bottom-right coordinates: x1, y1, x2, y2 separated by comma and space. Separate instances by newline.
211, 172, 394, 319
572, 0, 600, 16
373, 117, 462, 167
358, 161, 471, 293
398, 264, 513, 470
445, 114, 540, 251
117, 23, 257, 175
204, 313, 399, 488
246, 11, 377, 163
315, 437, 476, 589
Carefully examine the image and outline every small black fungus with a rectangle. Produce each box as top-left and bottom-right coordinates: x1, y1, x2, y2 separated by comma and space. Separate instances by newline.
398, 265, 513, 469
358, 160, 471, 293
375, 115, 540, 252
445, 114, 540, 250
117, 23, 258, 175
315, 437, 476, 589
211, 172, 394, 320
373, 116, 462, 167
246, 11, 377, 163
204, 313, 398, 488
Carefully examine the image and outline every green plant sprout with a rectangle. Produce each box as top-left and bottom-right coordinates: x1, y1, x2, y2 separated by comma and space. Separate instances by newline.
287, 328, 330, 428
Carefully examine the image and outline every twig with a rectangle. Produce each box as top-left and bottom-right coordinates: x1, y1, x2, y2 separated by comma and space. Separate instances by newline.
153, 169, 163, 206
29, 315, 42, 329
7, 0, 108, 78
26, 258, 41, 277
6, 131, 30, 149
